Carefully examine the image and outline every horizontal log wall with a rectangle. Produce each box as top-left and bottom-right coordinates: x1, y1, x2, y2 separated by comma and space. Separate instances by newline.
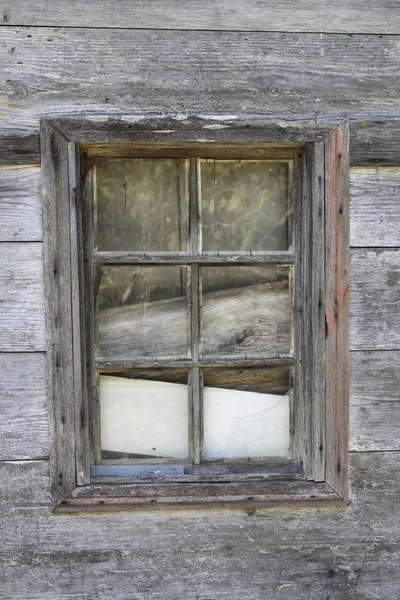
1, 0, 399, 33
0, 29, 400, 130
1, 7, 400, 597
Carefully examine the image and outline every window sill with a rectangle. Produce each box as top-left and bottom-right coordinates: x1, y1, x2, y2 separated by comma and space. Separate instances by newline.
56, 480, 347, 513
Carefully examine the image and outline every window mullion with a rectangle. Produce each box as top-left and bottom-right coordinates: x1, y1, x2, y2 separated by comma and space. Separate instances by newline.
189, 158, 203, 464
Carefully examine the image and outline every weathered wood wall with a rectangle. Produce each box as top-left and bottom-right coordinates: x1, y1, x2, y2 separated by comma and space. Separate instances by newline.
1, 3, 400, 598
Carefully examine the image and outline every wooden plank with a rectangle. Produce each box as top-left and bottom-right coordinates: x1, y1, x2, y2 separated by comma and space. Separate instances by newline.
350, 167, 400, 247
2, 451, 400, 548
0, 131, 39, 164
0, 242, 45, 351
324, 121, 350, 503
0, 166, 41, 241
51, 115, 343, 144
0, 353, 48, 460
1, 0, 399, 33
350, 351, 400, 452
60, 479, 343, 512
350, 119, 400, 167
41, 121, 76, 509
350, 249, 400, 350
1, 541, 400, 599
1, 30, 400, 131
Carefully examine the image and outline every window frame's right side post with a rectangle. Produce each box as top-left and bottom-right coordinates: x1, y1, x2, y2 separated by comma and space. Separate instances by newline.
324, 119, 350, 503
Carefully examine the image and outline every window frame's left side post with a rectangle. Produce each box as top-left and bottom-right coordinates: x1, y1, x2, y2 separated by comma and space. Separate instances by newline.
41, 120, 77, 509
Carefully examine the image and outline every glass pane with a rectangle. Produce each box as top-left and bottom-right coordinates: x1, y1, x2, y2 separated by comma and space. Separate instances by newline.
201, 266, 293, 358
100, 373, 189, 460
200, 159, 292, 252
203, 368, 293, 460
95, 158, 189, 251
96, 266, 189, 359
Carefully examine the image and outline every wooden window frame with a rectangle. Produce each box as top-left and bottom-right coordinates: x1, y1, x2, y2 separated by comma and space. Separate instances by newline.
41, 115, 349, 512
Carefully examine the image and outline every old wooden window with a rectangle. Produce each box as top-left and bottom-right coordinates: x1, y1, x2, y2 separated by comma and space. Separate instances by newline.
41, 116, 349, 511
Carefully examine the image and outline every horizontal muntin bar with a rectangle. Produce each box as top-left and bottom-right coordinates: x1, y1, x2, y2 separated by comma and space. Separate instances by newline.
93, 251, 296, 265
96, 357, 296, 371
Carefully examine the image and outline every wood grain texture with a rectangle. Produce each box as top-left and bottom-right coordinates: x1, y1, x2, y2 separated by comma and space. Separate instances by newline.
1, 542, 400, 600
0, 242, 45, 351
350, 119, 400, 167
41, 122, 76, 509
60, 480, 343, 512
0, 131, 39, 164
1, 0, 399, 33
0, 166, 42, 241
350, 351, 400, 452
350, 168, 400, 247
350, 249, 400, 350
0, 353, 48, 460
324, 121, 350, 503
1, 30, 400, 130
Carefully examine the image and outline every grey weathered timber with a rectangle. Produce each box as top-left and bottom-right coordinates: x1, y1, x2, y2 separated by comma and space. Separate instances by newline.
2, 451, 400, 549
1, 541, 400, 600
93, 251, 296, 264
1, 0, 399, 33
350, 351, 400, 451
41, 122, 76, 509
302, 143, 326, 481
0, 166, 42, 241
52, 115, 343, 144
350, 168, 400, 247
1, 30, 400, 130
350, 119, 400, 167
0, 242, 45, 351
350, 249, 400, 350
0, 353, 48, 460
0, 131, 39, 164
324, 121, 350, 503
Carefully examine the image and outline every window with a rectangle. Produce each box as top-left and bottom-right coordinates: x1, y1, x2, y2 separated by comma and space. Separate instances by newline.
41, 116, 350, 512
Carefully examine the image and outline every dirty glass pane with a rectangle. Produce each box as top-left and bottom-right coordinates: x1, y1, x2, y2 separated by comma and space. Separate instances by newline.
95, 158, 189, 251
100, 373, 189, 460
201, 266, 293, 358
199, 159, 292, 252
203, 368, 293, 460
96, 265, 189, 359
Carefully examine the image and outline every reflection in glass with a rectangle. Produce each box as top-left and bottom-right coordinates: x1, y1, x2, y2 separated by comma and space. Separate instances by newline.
200, 159, 291, 252
96, 266, 189, 359
100, 374, 189, 460
201, 266, 293, 358
203, 368, 293, 460
95, 158, 189, 252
